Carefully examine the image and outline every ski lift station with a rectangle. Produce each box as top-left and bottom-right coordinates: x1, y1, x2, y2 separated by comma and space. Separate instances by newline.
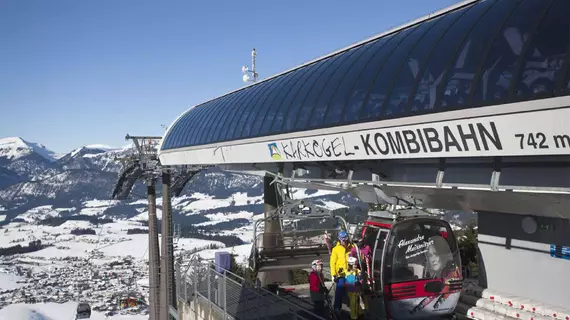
146, 0, 570, 318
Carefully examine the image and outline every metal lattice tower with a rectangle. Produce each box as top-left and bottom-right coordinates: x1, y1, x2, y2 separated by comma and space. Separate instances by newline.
112, 135, 163, 320
112, 134, 207, 320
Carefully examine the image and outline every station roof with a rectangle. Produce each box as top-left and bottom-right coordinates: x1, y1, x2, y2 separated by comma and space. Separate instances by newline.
160, 0, 570, 153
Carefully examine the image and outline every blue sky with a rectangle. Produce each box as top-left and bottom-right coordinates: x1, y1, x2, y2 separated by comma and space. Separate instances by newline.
0, 0, 460, 153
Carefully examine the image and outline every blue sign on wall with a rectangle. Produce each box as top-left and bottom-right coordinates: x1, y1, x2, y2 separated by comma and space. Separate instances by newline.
550, 245, 570, 260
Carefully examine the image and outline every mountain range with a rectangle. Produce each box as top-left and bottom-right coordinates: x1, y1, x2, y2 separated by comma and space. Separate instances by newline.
0, 136, 475, 232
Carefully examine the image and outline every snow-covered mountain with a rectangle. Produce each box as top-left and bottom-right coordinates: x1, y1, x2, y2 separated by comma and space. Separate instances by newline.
0, 137, 373, 228
0, 136, 475, 232
0, 137, 59, 162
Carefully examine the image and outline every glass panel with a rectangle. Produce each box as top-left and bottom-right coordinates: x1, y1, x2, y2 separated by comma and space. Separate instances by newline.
221, 85, 266, 141
281, 58, 333, 133
203, 96, 234, 143
178, 107, 202, 147
361, 20, 436, 121
341, 33, 401, 123
383, 219, 460, 284
267, 65, 316, 135
186, 105, 211, 145
566, 68, 570, 94
238, 77, 282, 138
164, 111, 187, 149
308, 44, 371, 128
193, 101, 222, 145
224, 81, 270, 141
213, 89, 250, 142
170, 108, 197, 148
385, 8, 465, 116
295, 51, 355, 130
411, 1, 493, 113
324, 38, 387, 126
471, 0, 552, 105
211, 89, 251, 142
438, 0, 521, 110
514, 0, 569, 99
260, 67, 312, 135
194, 98, 228, 145
250, 70, 301, 136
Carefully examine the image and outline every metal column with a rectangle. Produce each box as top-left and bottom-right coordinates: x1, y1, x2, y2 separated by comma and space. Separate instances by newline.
258, 174, 293, 286
161, 169, 176, 319
147, 180, 161, 320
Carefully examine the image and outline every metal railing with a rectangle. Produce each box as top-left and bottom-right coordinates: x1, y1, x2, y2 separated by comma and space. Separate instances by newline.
176, 257, 325, 320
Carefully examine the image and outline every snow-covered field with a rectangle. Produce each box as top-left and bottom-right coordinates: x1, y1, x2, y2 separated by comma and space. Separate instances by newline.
0, 272, 22, 291
0, 302, 147, 320
0, 181, 361, 318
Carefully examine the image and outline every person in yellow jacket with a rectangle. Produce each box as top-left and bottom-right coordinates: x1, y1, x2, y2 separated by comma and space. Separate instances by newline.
330, 230, 353, 312
345, 256, 364, 320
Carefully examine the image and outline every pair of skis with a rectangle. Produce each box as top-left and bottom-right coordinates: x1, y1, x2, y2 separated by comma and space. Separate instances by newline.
317, 271, 340, 320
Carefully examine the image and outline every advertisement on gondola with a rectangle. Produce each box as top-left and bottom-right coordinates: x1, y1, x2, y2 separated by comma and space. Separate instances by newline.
383, 219, 462, 319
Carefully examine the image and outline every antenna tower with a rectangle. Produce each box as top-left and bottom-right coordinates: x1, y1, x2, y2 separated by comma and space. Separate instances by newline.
242, 48, 259, 83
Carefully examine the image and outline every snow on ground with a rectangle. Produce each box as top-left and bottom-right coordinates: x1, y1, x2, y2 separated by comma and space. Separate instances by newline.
195, 211, 254, 227
128, 208, 162, 222
1, 219, 224, 263
83, 199, 121, 208
0, 302, 147, 320
218, 224, 255, 243
196, 243, 253, 265
0, 272, 23, 291
175, 192, 263, 216
290, 188, 340, 199
16, 206, 74, 223
318, 200, 348, 210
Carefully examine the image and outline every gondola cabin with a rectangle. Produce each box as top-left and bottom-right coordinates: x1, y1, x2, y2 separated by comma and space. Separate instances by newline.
118, 296, 145, 309
75, 302, 91, 319
356, 209, 462, 319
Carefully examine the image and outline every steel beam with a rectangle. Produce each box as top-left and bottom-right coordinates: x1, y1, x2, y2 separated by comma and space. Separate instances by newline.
160, 170, 176, 320
147, 181, 161, 320
257, 175, 293, 286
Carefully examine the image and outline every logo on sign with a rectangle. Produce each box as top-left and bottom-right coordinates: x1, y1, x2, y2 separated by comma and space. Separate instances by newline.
268, 143, 282, 160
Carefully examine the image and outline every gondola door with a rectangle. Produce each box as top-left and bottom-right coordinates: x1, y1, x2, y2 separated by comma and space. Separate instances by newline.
358, 223, 391, 318
380, 218, 462, 319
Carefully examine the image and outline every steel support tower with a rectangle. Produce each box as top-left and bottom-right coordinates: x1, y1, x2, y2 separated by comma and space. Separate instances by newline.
147, 180, 161, 320
111, 135, 163, 320
257, 174, 293, 286
160, 169, 176, 320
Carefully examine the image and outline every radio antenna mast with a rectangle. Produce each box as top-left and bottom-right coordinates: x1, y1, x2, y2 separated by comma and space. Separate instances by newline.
241, 48, 259, 83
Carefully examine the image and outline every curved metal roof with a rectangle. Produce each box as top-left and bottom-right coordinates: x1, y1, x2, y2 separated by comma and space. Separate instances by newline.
161, 0, 570, 151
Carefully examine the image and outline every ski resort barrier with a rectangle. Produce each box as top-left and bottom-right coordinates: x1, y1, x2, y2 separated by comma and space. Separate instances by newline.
176, 257, 325, 320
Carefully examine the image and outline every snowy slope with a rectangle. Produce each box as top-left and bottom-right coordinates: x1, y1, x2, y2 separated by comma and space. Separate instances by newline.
0, 302, 147, 320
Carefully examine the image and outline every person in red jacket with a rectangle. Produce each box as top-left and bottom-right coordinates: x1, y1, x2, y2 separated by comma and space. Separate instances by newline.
309, 259, 327, 317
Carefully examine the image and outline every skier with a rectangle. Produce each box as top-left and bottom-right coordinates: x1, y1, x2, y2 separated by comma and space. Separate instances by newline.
309, 259, 327, 317
330, 230, 353, 313
345, 256, 364, 320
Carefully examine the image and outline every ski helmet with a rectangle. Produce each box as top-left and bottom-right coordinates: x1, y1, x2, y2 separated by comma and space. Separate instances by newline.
338, 230, 348, 241
311, 259, 323, 270
347, 256, 357, 265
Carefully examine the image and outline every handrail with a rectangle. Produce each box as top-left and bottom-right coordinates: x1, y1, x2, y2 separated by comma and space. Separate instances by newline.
179, 259, 327, 319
